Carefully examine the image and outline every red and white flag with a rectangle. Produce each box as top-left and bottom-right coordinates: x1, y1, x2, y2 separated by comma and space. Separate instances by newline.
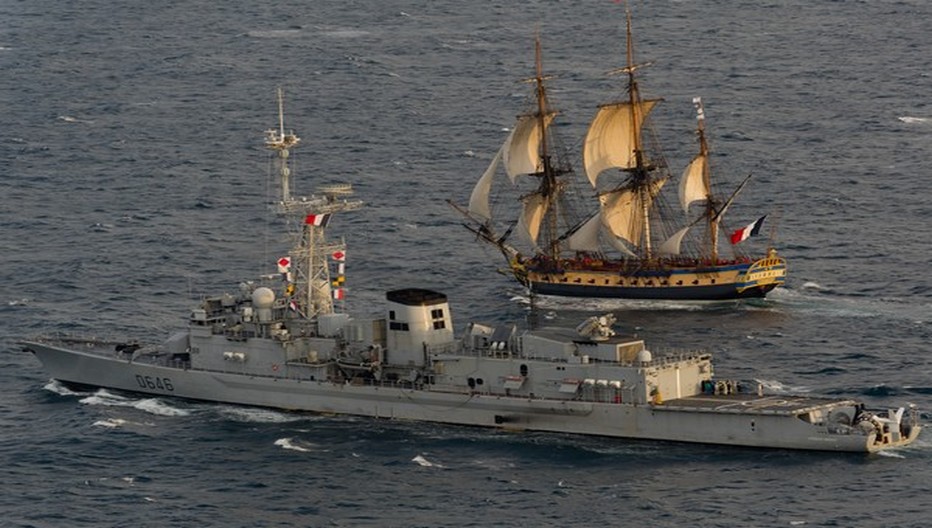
331, 250, 345, 262
277, 256, 291, 273
333, 288, 345, 300
305, 213, 331, 227
730, 216, 767, 245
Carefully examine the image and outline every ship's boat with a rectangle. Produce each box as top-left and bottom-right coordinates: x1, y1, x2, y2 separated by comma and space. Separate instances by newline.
21, 90, 919, 453
451, 8, 786, 300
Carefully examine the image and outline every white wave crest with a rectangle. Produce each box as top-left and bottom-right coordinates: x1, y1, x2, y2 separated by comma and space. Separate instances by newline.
134, 398, 189, 416
218, 406, 304, 423
44, 379, 85, 396
755, 378, 810, 394
275, 437, 324, 453
79, 389, 132, 406
876, 449, 906, 459
898, 116, 929, 124
412, 454, 444, 468
79, 390, 189, 416
57, 115, 93, 124
275, 438, 309, 452
519, 292, 738, 313
92, 418, 128, 428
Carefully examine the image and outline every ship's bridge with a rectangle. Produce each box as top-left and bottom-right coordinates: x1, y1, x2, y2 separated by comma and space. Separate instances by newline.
384, 289, 455, 366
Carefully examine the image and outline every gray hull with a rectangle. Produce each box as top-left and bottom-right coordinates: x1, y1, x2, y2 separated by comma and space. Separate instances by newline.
26, 341, 917, 453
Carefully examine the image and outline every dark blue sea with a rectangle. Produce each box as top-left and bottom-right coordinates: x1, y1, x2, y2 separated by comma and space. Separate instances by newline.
3, 1, 932, 526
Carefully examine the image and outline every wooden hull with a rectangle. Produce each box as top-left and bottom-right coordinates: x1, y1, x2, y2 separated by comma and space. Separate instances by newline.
518, 255, 787, 301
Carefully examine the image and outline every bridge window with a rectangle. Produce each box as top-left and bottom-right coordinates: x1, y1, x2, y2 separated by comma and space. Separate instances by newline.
431, 308, 445, 330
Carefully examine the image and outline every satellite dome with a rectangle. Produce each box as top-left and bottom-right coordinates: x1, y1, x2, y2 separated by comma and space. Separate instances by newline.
252, 287, 276, 308
636, 348, 653, 364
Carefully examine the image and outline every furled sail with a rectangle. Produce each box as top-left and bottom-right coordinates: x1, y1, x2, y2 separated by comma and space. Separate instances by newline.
504, 113, 556, 183
656, 226, 690, 256
518, 193, 549, 247
583, 99, 660, 187
468, 145, 503, 221
598, 178, 666, 246
679, 153, 709, 213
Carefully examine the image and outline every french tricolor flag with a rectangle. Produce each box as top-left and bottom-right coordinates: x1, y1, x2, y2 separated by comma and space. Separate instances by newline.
730, 216, 766, 245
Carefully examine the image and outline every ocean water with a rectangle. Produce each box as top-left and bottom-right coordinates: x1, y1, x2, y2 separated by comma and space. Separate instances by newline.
2, 0, 932, 526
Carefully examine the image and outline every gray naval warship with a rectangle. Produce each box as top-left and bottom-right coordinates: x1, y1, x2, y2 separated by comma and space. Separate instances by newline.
23, 91, 921, 453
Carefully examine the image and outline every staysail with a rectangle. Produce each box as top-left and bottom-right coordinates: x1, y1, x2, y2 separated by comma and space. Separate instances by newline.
656, 226, 690, 256
468, 145, 503, 221
566, 213, 602, 252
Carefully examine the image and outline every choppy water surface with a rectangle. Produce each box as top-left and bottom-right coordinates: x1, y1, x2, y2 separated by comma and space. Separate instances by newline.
2, 1, 931, 526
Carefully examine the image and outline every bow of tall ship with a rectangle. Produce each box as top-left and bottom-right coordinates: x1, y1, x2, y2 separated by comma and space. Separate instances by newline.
21, 90, 920, 453
451, 9, 786, 301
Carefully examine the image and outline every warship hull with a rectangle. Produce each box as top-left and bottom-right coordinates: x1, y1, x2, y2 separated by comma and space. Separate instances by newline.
25, 340, 918, 453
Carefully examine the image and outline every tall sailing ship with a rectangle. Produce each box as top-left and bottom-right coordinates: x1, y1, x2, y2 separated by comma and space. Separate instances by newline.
452, 12, 786, 301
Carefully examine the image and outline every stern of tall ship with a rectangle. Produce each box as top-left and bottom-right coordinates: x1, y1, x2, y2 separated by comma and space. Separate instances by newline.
736, 249, 787, 296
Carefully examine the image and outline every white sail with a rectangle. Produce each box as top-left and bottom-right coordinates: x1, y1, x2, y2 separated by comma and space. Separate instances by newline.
656, 226, 690, 256
599, 178, 666, 246
504, 113, 556, 183
583, 99, 660, 187
566, 214, 603, 252
679, 153, 709, 213
468, 145, 503, 221
518, 193, 549, 247
605, 232, 638, 257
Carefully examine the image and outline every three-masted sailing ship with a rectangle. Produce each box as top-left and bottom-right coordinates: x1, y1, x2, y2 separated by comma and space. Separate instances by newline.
451, 11, 786, 301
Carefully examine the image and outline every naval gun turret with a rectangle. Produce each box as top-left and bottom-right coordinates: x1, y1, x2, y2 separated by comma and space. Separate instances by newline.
575, 314, 617, 341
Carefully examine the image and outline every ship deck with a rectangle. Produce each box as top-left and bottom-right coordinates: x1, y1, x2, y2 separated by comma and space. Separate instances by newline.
658, 393, 858, 416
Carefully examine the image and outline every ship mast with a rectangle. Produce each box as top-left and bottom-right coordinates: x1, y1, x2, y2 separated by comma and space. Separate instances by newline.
685, 96, 753, 264
621, 7, 654, 259
527, 35, 561, 261
692, 97, 719, 262
265, 88, 301, 204
264, 88, 361, 320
